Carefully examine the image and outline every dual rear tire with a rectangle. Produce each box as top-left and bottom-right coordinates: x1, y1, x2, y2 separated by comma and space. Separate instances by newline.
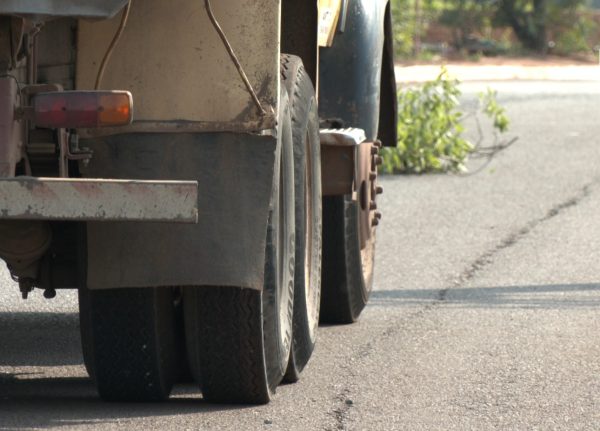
78, 56, 321, 404
80, 88, 296, 404
78, 54, 373, 404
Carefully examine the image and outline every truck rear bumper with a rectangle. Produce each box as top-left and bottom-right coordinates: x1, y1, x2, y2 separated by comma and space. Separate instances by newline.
0, 177, 198, 223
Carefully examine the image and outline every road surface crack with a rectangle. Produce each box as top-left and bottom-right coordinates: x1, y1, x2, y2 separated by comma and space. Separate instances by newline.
352, 181, 595, 361
440, 181, 594, 300
326, 387, 353, 431
325, 181, 596, 424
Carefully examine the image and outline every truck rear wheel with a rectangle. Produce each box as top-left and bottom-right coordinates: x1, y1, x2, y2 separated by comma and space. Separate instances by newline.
320, 195, 375, 324
78, 287, 179, 401
182, 89, 295, 404
281, 54, 322, 382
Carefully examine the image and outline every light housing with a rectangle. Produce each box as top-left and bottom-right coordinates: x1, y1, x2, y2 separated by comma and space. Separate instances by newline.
33, 91, 133, 129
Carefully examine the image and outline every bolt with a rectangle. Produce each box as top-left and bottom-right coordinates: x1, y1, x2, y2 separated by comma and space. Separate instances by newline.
372, 218, 380, 227
19, 278, 34, 300
375, 155, 383, 166
375, 211, 382, 220
371, 146, 379, 156
376, 186, 384, 195
374, 140, 383, 148
369, 172, 377, 181
369, 201, 377, 211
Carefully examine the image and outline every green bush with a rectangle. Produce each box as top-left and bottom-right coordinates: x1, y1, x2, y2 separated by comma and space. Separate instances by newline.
381, 68, 509, 174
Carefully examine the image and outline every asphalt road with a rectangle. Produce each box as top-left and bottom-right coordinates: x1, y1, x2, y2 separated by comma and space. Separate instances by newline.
1, 81, 599, 430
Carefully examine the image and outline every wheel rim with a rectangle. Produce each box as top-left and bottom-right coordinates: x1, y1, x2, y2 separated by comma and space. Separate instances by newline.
360, 227, 375, 297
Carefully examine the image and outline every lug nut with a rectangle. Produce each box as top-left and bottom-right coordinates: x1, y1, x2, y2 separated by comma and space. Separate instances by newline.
375, 211, 382, 220
369, 172, 377, 181
371, 146, 379, 156
375, 155, 383, 166
374, 140, 383, 148
372, 218, 380, 227
369, 201, 378, 211
376, 186, 384, 195
43, 288, 56, 299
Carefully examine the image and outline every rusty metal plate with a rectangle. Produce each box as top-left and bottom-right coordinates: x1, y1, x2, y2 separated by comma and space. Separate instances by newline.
320, 128, 366, 196
321, 145, 354, 196
0, 177, 198, 223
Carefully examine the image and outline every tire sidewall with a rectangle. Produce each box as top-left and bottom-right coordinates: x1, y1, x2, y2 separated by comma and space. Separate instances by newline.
281, 54, 323, 372
288, 75, 322, 344
262, 88, 295, 391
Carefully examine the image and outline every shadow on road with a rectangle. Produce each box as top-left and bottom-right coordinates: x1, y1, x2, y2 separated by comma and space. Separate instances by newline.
370, 283, 600, 309
0, 312, 82, 367
0, 373, 251, 429
0, 311, 256, 429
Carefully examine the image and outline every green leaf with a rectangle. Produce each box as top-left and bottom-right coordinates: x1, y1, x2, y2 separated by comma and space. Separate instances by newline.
384, 67, 511, 174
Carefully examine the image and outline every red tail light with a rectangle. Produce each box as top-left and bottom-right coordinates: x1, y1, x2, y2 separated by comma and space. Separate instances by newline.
33, 91, 133, 129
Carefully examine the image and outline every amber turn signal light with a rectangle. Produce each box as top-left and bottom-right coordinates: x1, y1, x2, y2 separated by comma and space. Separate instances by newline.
33, 91, 133, 129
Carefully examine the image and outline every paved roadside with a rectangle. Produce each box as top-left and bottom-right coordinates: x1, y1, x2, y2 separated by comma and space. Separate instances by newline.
396, 63, 600, 83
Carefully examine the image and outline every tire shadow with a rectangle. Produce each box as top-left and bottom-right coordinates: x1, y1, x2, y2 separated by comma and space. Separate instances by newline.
0, 374, 252, 429
0, 311, 254, 428
369, 283, 600, 309
0, 312, 82, 367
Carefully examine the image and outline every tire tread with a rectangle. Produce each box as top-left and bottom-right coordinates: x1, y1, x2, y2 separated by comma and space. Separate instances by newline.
79, 287, 178, 402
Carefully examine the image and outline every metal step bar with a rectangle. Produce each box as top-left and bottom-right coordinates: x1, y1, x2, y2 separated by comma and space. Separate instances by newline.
0, 177, 198, 223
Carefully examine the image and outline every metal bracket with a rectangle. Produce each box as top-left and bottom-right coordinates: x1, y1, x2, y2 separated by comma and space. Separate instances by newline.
0, 177, 199, 223
320, 128, 383, 249
320, 128, 365, 196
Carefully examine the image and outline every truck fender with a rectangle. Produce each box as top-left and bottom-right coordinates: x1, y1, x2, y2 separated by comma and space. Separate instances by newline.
378, 3, 398, 147
319, 0, 397, 146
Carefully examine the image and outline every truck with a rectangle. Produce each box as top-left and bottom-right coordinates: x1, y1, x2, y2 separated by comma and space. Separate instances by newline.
0, 0, 397, 404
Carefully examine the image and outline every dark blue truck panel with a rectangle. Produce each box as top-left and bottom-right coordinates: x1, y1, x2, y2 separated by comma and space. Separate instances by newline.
320, 0, 397, 147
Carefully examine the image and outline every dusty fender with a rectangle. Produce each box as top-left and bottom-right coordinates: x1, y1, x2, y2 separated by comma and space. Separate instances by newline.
76, 0, 279, 133
82, 132, 277, 291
